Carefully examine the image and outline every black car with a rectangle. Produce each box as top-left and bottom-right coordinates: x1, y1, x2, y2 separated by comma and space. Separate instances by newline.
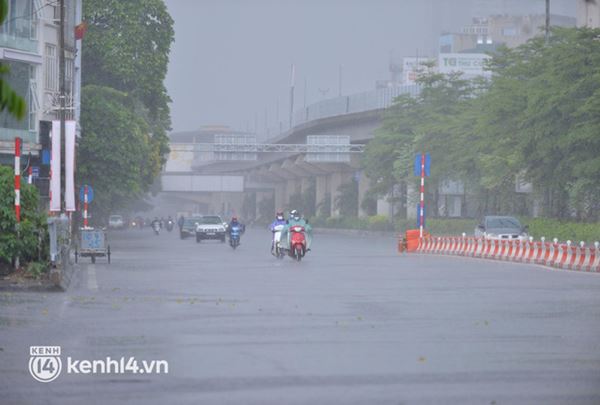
180, 216, 202, 239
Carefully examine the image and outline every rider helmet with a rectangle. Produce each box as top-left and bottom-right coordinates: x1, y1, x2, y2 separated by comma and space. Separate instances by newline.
276, 211, 284, 221
290, 210, 300, 221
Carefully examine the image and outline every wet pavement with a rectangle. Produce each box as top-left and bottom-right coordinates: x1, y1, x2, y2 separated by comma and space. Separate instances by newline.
1, 227, 600, 404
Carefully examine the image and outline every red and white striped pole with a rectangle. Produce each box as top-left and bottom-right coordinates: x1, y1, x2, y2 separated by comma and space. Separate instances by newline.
419, 153, 425, 238
83, 185, 89, 228
14, 137, 21, 222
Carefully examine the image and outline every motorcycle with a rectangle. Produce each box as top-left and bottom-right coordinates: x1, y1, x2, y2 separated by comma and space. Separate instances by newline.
229, 225, 241, 250
152, 221, 160, 236
166, 220, 174, 232
287, 225, 307, 261
271, 224, 285, 259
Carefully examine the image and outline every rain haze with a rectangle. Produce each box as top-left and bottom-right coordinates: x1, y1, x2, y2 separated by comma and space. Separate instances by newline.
3, 0, 600, 404
164, 0, 575, 133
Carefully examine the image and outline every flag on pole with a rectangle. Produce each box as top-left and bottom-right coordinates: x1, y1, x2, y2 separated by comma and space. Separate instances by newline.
75, 21, 88, 40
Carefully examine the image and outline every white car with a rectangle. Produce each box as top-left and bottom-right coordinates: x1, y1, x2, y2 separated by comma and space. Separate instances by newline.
475, 216, 529, 241
108, 215, 125, 229
195, 215, 227, 243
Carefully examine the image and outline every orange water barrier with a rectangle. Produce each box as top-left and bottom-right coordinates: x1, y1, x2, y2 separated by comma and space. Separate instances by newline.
400, 235, 600, 273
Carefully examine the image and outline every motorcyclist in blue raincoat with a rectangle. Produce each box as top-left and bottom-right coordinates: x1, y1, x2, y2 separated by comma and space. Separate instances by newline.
270, 211, 287, 231
270, 211, 287, 254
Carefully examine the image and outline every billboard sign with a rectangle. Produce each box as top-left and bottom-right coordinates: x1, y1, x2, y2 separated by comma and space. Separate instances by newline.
438, 53, 491, 76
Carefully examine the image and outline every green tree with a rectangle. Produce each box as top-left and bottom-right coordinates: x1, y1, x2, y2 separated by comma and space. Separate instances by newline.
78, 0, 174, 217
0, 167, 47, 268
479, 27, 600, 220
334, 179, 359, 217
78, 86, 160, 219
0, 0, 26, 119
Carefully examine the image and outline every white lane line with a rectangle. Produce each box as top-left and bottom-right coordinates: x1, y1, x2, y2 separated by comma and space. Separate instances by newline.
87, 265, 98, 291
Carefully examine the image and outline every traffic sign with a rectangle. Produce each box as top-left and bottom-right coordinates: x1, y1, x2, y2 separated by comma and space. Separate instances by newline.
413, 153, 431, 177
79, 185, 94, 203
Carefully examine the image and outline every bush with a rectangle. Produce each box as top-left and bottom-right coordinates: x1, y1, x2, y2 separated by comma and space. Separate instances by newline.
311, 212, 600, 243
367, 215, 393, 231
0, 166, 48, 269
26, 261, 47, 279
523, 217, 600, 243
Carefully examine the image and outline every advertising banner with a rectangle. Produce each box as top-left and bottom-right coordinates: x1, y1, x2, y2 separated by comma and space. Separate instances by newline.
65, 120, 76, 211
49, 121, 61, 212
438, 53, 491, 76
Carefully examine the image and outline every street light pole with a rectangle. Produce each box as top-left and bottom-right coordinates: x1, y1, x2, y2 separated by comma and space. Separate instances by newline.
59, 0, 66, 213
545, 0, 550, 44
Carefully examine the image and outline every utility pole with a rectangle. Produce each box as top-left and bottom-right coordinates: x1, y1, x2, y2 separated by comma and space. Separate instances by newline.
303, 77, 307, 108
289, 64, 295, 130
545, 0, 550, 44
59, 0, 66, 214
338, 64, 343, 97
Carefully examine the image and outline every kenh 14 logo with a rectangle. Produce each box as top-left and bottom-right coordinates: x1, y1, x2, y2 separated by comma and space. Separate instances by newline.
29, 346, 62, 383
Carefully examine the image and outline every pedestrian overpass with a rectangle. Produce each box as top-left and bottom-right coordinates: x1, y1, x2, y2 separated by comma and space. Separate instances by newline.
159, 85, 424, 220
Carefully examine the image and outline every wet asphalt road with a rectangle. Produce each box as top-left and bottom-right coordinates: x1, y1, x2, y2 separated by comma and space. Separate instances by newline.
1, 227, 600, 404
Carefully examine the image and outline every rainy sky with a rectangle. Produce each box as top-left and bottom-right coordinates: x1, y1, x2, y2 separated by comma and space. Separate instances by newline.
164, 0, 575, 135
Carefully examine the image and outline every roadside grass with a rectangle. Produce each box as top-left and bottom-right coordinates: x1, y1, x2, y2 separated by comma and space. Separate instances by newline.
310, 216, 600, 244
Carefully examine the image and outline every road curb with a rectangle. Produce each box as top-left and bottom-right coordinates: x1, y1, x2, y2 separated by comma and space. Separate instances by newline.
0, 278, 62, 292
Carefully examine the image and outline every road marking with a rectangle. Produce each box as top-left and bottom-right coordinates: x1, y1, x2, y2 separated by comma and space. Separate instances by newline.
87, 265, 98, 291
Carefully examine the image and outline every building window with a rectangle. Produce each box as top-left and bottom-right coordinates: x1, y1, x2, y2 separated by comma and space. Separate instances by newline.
502, 27, 518, 37
1, 0, 35, 38
45, 43, 57, 91
0, 60, 31, 131
29, 65, 38, 131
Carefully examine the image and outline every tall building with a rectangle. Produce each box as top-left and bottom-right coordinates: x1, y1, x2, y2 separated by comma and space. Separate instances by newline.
471, 0, 575, 18
0, 0, 82, 178
442, 13, 576, 54
577, 0, 600, 28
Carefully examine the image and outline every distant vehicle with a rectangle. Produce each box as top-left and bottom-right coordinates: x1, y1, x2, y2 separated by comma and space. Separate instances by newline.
152, 220, 161, 236
228, 224, 242, 250
195, 215, 227, 243
475, 216, 529, 241
180, 216, 202, 239
108, 215, 125, 229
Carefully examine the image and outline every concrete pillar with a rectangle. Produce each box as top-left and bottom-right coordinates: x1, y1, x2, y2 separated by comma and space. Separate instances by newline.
300, 177, 312, 194
274, 182, 287, 212
377, 196, 391, 218
357, 170, 370, 218
330, 171, 353, 217
406, 182, 417, 220
255, 190, 270, 219
315, 174, 330, 217
288, 178, 301, 196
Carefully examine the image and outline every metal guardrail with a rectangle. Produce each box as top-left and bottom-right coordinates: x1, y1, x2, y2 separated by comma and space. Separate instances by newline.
292, 84, 421, 128
212, 143, 365, 153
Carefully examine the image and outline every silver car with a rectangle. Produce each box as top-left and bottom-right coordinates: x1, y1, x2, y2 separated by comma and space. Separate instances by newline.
475, 216, 529, 240
108, 214, 125, 229
195, 215, 227, 243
